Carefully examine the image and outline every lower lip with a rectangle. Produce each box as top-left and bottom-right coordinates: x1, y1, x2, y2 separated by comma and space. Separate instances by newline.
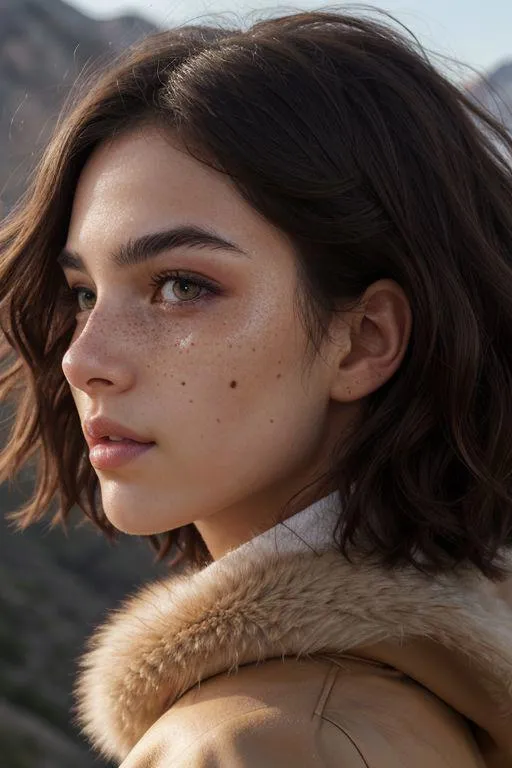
89, 440, 156, 470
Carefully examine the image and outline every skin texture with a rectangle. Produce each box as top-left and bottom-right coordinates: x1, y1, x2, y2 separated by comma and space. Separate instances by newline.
61, 124, 412, 559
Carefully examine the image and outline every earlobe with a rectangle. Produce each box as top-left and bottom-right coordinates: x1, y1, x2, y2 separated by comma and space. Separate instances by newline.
329, 279, 412, 404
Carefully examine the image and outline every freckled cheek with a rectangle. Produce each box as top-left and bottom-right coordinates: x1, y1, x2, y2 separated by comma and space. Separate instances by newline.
141, 300, 297, 399
143, 334, 273, 409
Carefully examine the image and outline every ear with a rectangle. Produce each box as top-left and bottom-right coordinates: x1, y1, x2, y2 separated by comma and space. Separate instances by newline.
328, 279, 412, 403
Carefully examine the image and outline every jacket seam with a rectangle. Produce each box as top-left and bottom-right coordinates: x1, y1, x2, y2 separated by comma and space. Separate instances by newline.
313, 663, 340, 717
315, 652, 393, 671
320, 714, 371, 768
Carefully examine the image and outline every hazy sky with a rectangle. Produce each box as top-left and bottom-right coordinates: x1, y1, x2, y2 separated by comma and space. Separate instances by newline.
68, 0, 510, 78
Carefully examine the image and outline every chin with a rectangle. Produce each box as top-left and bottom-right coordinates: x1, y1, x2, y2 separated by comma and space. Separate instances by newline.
108, 518, 171, 537
104, 506, 188, 537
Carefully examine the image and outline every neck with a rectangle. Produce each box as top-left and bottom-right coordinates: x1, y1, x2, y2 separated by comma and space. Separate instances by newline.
193, 480, 338, 560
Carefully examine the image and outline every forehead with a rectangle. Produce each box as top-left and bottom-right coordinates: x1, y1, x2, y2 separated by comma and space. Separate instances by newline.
65, 123, 297, 274
69, 125, 237, 228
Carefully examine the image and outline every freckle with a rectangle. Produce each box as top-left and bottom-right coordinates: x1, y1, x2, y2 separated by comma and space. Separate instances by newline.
216, 418, 221, 423
276, 373, 282, 379
270, 419, 274, 423
181, 381, 186, 386
230, 380, 237, 388
252, 348, 256, 352
189, 399, 194, 403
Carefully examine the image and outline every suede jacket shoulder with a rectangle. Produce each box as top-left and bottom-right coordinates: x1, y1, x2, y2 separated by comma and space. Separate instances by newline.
75, 535, 512, 767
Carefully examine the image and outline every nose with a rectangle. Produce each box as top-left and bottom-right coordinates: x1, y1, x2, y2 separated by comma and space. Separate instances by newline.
61, 315, 135, 395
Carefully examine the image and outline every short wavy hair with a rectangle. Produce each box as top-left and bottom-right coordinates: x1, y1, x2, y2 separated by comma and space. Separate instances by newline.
2, 9, 512, 578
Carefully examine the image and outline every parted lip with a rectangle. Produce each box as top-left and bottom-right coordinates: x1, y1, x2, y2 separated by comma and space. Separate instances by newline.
83, 416, 155, 448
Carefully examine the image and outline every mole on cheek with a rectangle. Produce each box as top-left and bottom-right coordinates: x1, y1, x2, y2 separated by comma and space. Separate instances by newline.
229, 380, 238, 388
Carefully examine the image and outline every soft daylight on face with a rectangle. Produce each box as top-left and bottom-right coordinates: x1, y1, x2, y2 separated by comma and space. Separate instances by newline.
60, 123, 355, 555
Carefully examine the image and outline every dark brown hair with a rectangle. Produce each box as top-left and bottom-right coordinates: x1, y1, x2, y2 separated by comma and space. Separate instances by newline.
2, 8, 512, 578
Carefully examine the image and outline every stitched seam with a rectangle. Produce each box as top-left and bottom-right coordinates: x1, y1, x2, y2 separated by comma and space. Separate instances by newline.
313, 664, 339, 717
320, 714, 371, 768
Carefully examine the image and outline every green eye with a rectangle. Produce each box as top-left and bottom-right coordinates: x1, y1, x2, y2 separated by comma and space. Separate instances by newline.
73, 288, 96, 312
64, 270, 221, 315
150, 269, 221, 306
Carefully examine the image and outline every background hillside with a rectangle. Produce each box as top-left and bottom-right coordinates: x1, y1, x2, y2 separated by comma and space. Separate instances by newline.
1, 1, 512, 766
0, 0, 156, 215
468, 60, 512, 132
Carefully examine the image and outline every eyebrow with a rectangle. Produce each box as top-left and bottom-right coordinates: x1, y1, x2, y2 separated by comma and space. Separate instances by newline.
57, 225, 250, 271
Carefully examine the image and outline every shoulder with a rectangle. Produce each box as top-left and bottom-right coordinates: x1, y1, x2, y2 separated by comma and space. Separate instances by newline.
118, 655, 480, 767
120, 656, 367, 767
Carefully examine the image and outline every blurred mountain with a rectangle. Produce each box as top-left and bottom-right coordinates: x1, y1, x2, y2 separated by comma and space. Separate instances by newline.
0, 467, 169, 767
467, 60, 512, 132
0, 0, 157, 214
0, 1, 168, 766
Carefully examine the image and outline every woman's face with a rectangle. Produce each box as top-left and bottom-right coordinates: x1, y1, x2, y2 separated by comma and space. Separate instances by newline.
61, 124, 356, 554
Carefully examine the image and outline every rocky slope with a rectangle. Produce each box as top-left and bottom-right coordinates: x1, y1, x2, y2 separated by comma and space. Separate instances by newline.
468, 60, 512, 131
0, 468, 168, 767
0, 0, 156, 215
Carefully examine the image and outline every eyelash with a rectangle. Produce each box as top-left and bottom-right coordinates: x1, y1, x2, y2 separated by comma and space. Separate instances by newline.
63, 269, 221, 313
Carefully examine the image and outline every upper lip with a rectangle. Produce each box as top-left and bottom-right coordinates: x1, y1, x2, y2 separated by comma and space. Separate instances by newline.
83, 416, 155, 448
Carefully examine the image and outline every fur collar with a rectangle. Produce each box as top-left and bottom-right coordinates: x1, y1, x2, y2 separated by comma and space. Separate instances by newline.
75, 514, 512, 762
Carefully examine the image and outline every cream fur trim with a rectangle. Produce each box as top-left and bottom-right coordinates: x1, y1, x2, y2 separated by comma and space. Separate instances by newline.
74, 547, 512, 761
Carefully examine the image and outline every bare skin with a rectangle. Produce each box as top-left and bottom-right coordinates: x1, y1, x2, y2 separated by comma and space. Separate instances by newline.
60, 124, 412, 560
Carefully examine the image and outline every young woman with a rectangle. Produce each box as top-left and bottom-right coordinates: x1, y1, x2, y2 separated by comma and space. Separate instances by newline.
1, 8, 512, 767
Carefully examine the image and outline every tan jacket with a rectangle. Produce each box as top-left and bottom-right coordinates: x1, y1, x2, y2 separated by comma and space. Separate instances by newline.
75, 521, 512, 767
